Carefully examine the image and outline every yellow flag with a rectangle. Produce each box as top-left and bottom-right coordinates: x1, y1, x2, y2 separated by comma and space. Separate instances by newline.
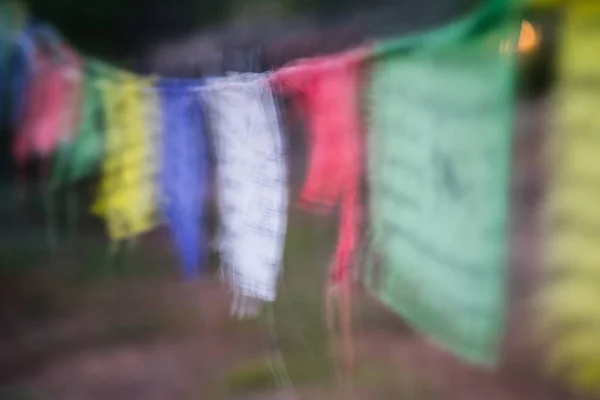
540, 1, 600, 394
93, 73, 158, 241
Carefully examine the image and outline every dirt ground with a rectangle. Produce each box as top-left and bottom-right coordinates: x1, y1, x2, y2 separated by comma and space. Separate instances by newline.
0, 98, 591, 399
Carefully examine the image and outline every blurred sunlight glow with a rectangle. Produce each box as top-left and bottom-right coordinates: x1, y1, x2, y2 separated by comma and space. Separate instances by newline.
500, 20, 540, 54
518, 20, 540, 53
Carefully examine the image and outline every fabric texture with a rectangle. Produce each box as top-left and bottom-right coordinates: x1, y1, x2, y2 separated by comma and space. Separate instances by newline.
92, 72, 158, 241
365, 13, 518, 366
539, 1, 600, 394
272, 48, 367, 387
157, 79, 208, 278
203, 73, 288, 303
8, 24, 34, 131
51, 60, 105, 187
56, 46, 83, 144
0, 1, 27, 114
13, 42, 82, 165
12, 47, 56, 162
273, 48, 367, 285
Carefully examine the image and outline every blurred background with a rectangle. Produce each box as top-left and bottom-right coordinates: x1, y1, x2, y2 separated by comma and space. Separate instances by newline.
0, 0, 573, 399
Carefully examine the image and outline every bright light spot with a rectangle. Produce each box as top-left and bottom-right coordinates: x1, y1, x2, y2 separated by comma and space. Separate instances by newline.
519, 20, 540, 53
500, 20, 540, 53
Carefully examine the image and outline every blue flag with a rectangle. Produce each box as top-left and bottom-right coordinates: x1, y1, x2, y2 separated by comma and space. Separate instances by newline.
157, 79, 208, 278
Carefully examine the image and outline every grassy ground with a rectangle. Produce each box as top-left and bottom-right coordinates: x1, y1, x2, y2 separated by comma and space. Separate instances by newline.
0, 193, 571, 399
0, 190, 426, 399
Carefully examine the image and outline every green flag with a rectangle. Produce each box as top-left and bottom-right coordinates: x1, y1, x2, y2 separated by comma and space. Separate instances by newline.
51, 60, 109, 187
365, 7, 519, 366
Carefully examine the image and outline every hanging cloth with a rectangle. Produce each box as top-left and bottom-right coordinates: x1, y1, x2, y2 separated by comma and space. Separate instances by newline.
10, 23, 65, 137
47, 60, 103, 246
156, 79, 208, 278
538, 1, 600, 394
13, 42, 81, 165
8, 23, 35, 132
365, 5, 519, 366
202, 73, 288, 305
0, 3, 27, 73
272, 47, 368, 387
51, 60, 104, 187
47, 45, 84, 185
272, 48, 367, 285
10, 32, 82, 249
92, 72, 158, 241
12, 45, 56, 164
0, 1, 27, 114
56, 46, 82, 145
